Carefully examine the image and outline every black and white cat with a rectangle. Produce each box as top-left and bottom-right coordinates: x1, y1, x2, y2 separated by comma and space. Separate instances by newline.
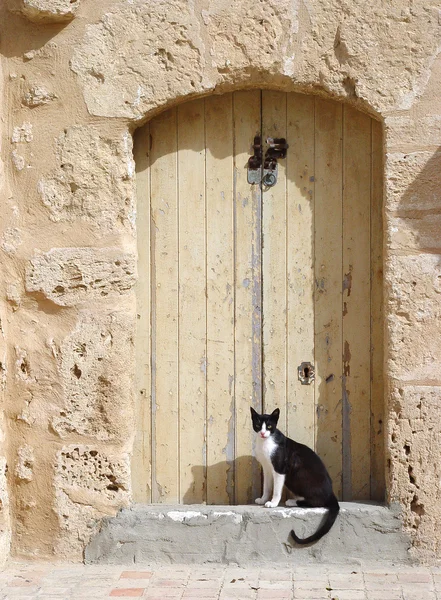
250, 406, 340, 544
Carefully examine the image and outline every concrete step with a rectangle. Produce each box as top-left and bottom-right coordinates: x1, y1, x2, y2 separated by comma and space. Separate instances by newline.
85, 502, 412, 566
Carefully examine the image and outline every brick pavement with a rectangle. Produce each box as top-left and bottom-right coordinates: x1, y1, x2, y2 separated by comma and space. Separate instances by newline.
0, 561, 440, 599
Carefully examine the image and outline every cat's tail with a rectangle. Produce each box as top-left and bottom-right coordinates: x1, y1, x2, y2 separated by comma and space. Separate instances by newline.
290, 494, 340, 545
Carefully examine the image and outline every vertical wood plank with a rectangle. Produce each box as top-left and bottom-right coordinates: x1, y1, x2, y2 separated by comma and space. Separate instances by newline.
370, 118, 385, 501
177, 99, 207, 504
205, 94, 235, 504
342, 106, 371, 500
314, 98, 343, 498
233, 90, 262, 504
132, 123, 152, 502
150, 108, 179, 502
286, 93, 315, 448
262, 91, 288, 429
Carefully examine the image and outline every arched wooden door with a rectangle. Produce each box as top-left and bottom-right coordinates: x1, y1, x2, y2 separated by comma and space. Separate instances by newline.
133, 91, 384, 505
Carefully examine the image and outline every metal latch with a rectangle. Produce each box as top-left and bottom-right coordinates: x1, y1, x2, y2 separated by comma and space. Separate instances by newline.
247, 136, 262, 184
298, 362, 315, 385
262, 138, 289, 187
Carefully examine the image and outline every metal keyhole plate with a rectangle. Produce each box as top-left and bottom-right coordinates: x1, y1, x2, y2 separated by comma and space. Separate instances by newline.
298, 362, 315, 385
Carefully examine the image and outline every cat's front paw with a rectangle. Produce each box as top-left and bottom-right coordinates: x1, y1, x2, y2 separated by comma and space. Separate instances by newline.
255, 497, 268, 505
265, 500, 280, 508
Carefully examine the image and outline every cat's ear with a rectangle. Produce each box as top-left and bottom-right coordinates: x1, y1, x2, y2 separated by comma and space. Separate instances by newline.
271, 408, 280, 423
250, 406, 258, 418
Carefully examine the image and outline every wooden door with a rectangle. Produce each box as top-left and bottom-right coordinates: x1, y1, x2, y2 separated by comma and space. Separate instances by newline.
133, 91, 384, 504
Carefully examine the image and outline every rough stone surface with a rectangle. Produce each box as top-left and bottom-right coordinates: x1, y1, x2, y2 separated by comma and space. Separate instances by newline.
15, 445, 34, 482
54, 445, 131, 558
38, 127, 136, 232
52, 311, 135, 442
25, 248, 136, 306
22, 85, 56, 107
389, 386, 441, 560
10, 0, 80, 23
85, 503, 412, 566
386, 254, 441, 382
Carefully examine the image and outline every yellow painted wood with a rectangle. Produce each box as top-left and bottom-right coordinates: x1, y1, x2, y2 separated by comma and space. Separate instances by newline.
205, 94, 235, 504
342, 106, 372, 500
132, 124, 152, 502
177, 100, 207, 504
262, 91, 288, 430
133, 91, 383, 505
150, 107, 179, 502
286, 93, 315, 448
233, 90, 262, 504
370, 118, 385, 501
314, 98, 343, 499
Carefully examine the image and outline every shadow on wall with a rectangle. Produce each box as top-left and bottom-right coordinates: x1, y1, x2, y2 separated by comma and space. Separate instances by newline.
182, 456, 263, 505
0, 3, 71, 58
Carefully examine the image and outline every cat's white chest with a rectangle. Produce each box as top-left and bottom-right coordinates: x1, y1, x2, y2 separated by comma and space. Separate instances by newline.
256, 435, 277, 466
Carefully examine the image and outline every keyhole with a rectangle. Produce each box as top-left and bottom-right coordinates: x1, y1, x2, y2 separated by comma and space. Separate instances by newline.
303, 367, 310, 379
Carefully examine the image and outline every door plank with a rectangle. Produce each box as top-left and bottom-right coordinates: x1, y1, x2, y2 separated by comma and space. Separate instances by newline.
150, 108, 179, 502
314, 98, 343, 498
132, 123, 152, 502
342, 106, 371, 500
262, 90, 288, 430
370, 118, 385, 501
233, 90, 262, 504
177, 99, 207, 504
286, 93, 315, 448
205, 94, 235, 504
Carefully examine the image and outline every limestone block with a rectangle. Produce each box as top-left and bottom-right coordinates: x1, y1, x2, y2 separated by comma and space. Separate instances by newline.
52, 311, 134, 442
389, 386, 441, 560
388, 214, 441, 252
38, 127, 135, 232
25, 247, 136, 306
386, 115, 441, 150
386, 151, 441, 212
70, 2, 205, 119
70, 0, 441, 119
15, 446, 34, 482
386, 254, 441, 381
12, 0, 79, 23
54, 446, 131, 559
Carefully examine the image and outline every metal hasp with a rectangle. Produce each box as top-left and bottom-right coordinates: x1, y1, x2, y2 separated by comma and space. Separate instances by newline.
247, 135, 262, 184
298, 361, 315, 385
263, 137, 289, 187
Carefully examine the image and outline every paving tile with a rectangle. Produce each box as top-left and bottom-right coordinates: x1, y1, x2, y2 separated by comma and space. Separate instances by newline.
109, 588, 146, 597
120, 572, 154, 580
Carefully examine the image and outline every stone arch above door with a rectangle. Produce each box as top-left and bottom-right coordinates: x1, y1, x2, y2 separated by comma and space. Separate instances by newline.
132, 90, 384, 505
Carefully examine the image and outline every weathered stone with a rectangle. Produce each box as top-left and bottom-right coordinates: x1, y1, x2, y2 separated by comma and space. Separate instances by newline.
11, 0, 80, 23
70, 2, 205, 119
385, 115, 441, 150
11, 150, 25, 171
386, 151, 441, 212
51, 311, 134, 442
54, 446, 131, 559
11, 123, 32, 143
25, 248, 136, 306
388, 214, 441, 252
386, 254, 441, 381
389, 386, 441, 561
22, 85, 56, 107
15, 445, 34, 481
38, 127, 135, 232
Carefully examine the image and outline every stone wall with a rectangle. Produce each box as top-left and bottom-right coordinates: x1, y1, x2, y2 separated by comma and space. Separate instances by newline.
0, 0, 441, 562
